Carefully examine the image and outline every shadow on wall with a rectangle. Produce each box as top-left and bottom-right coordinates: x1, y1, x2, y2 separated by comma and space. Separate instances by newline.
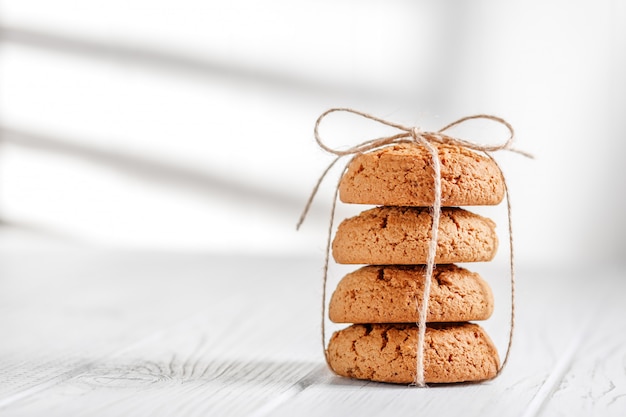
0, 127, 301, 211
0, 25, 453, 105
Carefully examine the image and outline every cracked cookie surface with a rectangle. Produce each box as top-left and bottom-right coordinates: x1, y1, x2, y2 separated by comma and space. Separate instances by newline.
339, 143, 505, 206
332, 206, 498, 264
329, 264, 494, 323
327, 323, 499, 384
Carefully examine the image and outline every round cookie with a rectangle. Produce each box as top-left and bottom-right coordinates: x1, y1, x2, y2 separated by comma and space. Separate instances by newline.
339, 143, 504, 206
327, 323, 499, 384
332, 206, 497, 265
329, 264, 494, 324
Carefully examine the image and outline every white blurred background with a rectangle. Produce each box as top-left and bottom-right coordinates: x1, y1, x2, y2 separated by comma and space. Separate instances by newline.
0, 0, 624, 268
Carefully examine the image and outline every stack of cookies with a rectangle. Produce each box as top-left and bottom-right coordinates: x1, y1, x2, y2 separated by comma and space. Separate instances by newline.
326, 143, 502, 384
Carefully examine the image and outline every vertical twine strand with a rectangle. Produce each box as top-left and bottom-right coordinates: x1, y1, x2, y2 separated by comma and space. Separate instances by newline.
487, 154, 516, 375
411, 131, 441, 387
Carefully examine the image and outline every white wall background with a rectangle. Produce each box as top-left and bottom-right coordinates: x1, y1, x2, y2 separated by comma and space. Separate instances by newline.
0, 0, 624, 268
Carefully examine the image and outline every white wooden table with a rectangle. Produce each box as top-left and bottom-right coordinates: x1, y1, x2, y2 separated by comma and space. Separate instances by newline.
0, 249, 624, 416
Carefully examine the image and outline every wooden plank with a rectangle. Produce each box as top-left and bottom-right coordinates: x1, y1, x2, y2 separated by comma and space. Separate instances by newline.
0, 253, 324, 416
1, 311, 323, 417
536, 267, 626, 417
1, 251, 624, 416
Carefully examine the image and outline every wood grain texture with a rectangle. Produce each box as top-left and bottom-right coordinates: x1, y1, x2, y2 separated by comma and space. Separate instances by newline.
0, 251, 624, 416
536, 267, 626, 417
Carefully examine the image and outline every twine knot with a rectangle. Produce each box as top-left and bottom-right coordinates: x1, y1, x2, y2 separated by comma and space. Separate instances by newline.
410, 126, 425, 143
299, 107, 532, 387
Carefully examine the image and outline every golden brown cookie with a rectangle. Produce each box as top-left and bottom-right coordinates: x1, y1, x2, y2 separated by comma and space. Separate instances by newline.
327, 323, 499, 384
339, 143, 504, 206
332, 206, 497, 265
329, 264, 493, 324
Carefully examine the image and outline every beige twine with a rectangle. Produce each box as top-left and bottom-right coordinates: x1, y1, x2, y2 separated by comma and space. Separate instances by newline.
297, 107, 532, 387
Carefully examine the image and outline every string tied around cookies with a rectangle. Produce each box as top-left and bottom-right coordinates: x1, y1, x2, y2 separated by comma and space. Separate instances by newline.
297, 107, 533, 387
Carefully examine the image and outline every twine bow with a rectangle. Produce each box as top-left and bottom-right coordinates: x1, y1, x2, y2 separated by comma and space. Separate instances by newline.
298, 107, 532, 387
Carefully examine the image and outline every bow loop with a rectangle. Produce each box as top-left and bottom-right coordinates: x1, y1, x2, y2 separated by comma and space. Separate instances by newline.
313, 108, 533, 159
